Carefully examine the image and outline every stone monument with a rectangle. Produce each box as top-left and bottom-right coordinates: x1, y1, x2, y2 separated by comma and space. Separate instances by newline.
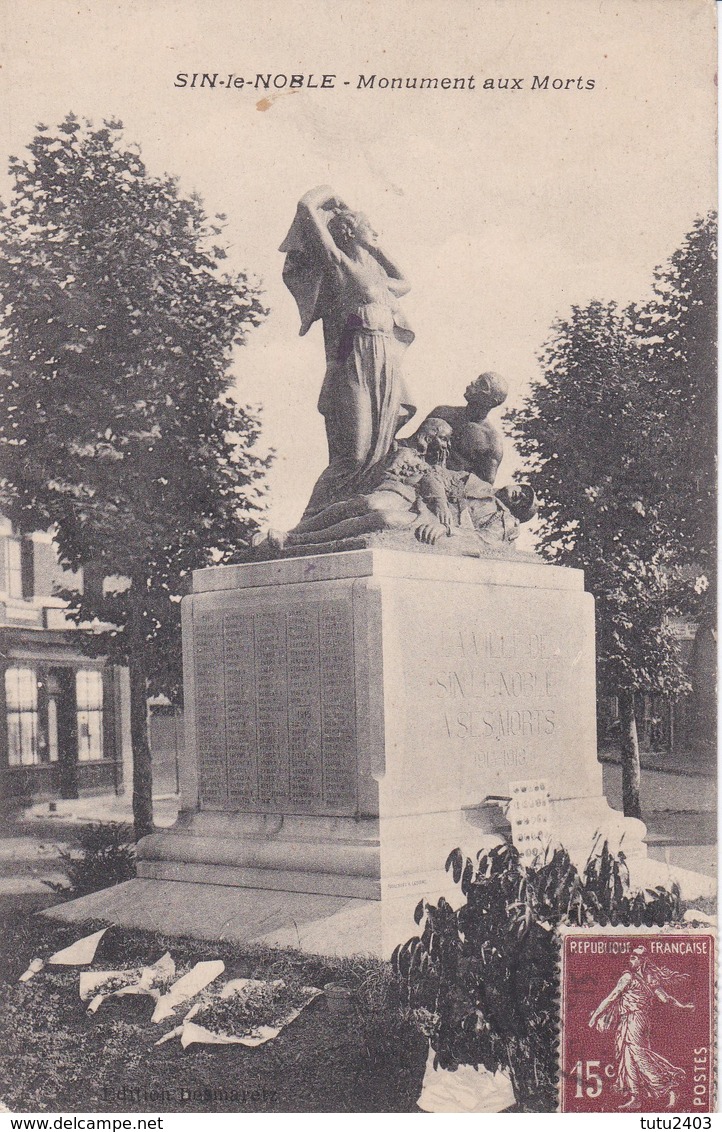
50, 186, 693, 958
133, 184, 650, 956
131, 545, 640, 958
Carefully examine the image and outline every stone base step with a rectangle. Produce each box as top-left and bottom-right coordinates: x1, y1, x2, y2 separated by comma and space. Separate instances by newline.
42, 847, 716, 962
137, 858, 381, 899
42, 878, 384, 957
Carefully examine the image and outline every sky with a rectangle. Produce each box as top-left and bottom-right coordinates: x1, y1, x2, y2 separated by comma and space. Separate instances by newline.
0, 0, 716, 532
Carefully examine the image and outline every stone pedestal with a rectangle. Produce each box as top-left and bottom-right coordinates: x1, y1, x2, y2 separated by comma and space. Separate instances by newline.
130, 549, 646, 957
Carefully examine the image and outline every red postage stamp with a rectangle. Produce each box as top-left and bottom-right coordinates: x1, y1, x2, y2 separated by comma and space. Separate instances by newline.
560, 930, 715, 1113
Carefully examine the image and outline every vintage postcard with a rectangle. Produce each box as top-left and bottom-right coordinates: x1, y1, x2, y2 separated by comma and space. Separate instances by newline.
0, 0, 716, 1119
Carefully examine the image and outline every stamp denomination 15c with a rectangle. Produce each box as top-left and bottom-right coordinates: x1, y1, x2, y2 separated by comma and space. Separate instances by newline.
560, 930, 715, 1113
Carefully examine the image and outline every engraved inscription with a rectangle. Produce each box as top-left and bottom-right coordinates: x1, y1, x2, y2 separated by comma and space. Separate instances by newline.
319, 602, 357, 807
434, 668, 558, 699
431, 619, 574, 775
435, 666, 559, 749
482, 746, 530, 770
255, 611, 290, 805
223, 613, 258, 805
287, 607, 323, 806
194, 613, 228, 805
440, 627, 570, 661
193, 598, 358, 815
443, 706, 556, 741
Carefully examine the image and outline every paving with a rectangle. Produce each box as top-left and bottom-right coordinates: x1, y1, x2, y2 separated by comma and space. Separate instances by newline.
601, 757, 716, 879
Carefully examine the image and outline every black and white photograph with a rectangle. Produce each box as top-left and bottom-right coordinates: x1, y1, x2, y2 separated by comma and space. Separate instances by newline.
0, 0, 716, 1118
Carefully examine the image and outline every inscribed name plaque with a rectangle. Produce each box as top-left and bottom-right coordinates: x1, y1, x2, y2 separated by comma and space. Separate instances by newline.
193, 612, 228, 806
191, 594, 358, 815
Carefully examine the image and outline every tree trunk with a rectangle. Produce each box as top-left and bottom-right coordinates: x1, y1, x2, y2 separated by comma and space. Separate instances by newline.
618, 689, 642, 820
128, 647, 154, 840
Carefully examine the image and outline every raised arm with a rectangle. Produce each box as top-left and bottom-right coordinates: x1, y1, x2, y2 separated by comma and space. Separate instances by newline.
298, 185, 348, 262
589, 973, 630, 1028
654, 987, 694, 1010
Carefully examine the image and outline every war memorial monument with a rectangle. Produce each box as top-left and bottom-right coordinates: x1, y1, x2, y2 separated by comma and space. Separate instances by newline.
53, 186, 670, 958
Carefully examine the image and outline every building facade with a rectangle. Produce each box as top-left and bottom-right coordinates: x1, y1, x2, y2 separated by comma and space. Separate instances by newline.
0, 520, 130, 803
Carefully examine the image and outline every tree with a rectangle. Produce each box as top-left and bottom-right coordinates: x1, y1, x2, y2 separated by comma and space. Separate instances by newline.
506, 299, 690, 819
635, 215, 718, 756
0, 115, 269, 838
635, 213, 717, 603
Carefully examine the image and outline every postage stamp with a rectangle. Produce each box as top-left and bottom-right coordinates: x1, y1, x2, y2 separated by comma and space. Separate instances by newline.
560, 930, 715, 1113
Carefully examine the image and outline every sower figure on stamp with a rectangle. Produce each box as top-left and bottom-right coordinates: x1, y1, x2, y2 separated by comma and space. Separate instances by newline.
279, 186, 416, 518
588, 946, 693, 1111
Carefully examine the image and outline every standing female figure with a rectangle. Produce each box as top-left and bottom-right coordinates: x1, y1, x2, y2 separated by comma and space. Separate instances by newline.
280, 185, 416, 517
588, 947, 693, 1110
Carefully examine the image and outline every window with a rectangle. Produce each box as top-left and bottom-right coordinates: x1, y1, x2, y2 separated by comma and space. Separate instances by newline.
3, 534, 34, 599
76, 669, 104, 761
20, 538, 35, 599
6, 538, 22, 599
6, 667, 39, 766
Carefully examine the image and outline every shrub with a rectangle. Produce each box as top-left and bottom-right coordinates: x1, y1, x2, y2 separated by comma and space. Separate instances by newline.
392, 841, 683, 1112
48, 822, 137, 898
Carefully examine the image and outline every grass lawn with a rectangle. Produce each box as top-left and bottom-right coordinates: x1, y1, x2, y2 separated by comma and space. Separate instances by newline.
0, 907, 428, 1113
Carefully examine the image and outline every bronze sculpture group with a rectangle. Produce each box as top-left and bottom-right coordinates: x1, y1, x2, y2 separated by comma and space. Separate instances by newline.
256, 186, 536, 557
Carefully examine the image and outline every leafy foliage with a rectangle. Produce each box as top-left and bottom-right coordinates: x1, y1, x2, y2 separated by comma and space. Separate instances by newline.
505, 217, 716, 815
191, 980, 311, 1039
0, 114, 269, 698
47, 821, 136, 898
393, 842, 682, 1112
634, 212, 717, 607
506, 299, 688, 697
0, 115, 270, 835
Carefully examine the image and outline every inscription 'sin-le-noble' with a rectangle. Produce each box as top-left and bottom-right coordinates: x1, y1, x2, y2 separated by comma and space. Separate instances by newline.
193, 600, 358, 815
